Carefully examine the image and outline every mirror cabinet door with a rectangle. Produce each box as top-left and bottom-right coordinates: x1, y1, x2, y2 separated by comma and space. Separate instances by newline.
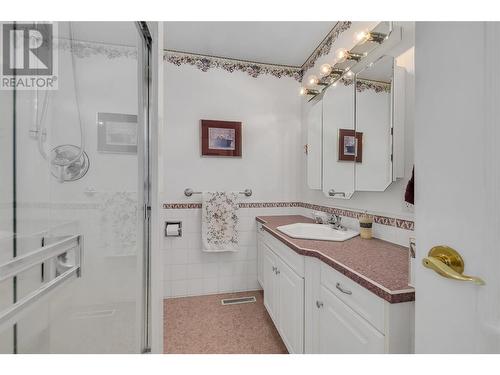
307, 100, 323, 190
322, 80, 355, 199
354, 55, 394, 192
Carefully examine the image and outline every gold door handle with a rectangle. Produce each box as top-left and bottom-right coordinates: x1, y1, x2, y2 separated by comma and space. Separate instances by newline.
422, 246, 485, 286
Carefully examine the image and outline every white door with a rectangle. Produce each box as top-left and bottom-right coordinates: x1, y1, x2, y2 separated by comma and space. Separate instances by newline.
263, 245, 278, 322
415, 22, 500, 353
277, 258, 304, 354
318, 285, 384, 354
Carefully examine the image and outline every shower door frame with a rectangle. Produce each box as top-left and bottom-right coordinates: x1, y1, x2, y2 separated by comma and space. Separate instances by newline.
1, 21, 154, 354
136, 21, 153, 354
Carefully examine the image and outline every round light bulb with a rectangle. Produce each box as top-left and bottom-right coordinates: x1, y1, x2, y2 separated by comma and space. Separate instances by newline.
335, 48, 348, 63
320, 63, 332, 76
299, 87, 307, 96
354, 30, 370, 43
345, 70, 353, 78
308, 75, 319, 85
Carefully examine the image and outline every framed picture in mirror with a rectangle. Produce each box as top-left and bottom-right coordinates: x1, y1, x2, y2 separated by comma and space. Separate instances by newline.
338, 129, 363, 162
97, 112, 138, 154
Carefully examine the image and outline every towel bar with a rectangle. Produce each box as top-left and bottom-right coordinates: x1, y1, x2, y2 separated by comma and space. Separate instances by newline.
184, 188, 252, 197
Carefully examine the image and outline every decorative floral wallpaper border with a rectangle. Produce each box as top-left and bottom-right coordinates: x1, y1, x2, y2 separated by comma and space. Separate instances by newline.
163, 21, 353, 81
301, 21, 352, 72
55, 39, 138, 60
162, 201, 414, 231
341, 78, 392, 93
164, 51, 303, 81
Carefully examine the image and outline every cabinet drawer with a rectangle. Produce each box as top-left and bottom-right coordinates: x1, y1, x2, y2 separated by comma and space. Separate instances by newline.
320, 262, 385, 333
318, 285, 385, 353
261, 230, 304, 277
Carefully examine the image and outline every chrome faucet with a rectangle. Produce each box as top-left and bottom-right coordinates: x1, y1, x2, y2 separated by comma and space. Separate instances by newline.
327, 214, 346, 231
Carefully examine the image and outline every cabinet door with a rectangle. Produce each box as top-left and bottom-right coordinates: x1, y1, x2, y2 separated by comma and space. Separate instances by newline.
318, 285, 385, 354
257, 234, 264, 288
277, 257, 304, 354
263, 244, 278, 322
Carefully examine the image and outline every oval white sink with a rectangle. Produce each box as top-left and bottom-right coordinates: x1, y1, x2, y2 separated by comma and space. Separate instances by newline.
276, 223, 359, 242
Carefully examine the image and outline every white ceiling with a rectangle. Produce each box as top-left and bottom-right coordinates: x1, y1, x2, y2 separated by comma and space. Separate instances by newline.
57, 22, 139, 46
164, 22, 337, 67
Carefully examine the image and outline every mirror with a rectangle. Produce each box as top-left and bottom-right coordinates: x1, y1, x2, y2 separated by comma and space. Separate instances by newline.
306, 100, 323, 190
303, 22, 406, 199
354, 55, 394, 191
322, 79, 355, 199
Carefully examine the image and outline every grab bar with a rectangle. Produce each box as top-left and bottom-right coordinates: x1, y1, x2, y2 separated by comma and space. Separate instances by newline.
0, 234, 83, 327
184, 188, 252, 197
0, 234, 82, 282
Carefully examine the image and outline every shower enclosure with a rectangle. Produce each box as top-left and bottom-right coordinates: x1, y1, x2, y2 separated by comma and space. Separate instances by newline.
0, 22, 152, 353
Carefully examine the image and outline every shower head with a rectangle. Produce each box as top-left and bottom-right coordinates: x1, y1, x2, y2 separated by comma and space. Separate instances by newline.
50, 144, 90, 182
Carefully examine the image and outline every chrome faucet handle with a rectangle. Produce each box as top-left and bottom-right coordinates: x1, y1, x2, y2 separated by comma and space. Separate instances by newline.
312, 212, 325, 224
327, 214, 339, 224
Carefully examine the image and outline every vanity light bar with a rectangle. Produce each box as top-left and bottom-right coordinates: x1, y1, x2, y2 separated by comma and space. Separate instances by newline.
299, 87, 320, 96
355, 30, 387, 44
301, 23, 394, 102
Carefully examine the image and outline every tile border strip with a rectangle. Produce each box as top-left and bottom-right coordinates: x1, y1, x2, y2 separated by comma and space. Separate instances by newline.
162, 201, 414, 231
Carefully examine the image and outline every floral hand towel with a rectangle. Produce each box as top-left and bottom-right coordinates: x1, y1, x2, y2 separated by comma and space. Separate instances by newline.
202, 192, 240, 252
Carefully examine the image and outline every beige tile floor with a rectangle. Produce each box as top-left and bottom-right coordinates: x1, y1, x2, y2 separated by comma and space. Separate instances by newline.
164, 290, 288, 354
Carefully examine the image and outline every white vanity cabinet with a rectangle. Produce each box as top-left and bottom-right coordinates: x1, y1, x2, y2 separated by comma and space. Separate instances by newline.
257, 221, 414, 354
317, 284, 385, 353
259, 224, 305, 354
305, 257, 413, 354
257, 226, 265, 287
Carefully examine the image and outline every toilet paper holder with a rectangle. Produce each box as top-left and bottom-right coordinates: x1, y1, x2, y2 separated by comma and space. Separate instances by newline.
165, 221, 182, 237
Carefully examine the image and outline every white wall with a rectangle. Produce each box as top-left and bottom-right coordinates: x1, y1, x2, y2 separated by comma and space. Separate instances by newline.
162, 63, 302, 298
163, 64, 302, 203
301, 21, 415, 220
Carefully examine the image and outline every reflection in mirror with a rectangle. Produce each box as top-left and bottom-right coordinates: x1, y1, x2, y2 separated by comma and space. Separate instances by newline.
306, 100, 323, 190
354, 55, 394, 191
322, 80, 355, 199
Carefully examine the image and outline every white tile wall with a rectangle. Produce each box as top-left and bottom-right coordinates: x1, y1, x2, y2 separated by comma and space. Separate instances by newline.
161, 206, 296, 298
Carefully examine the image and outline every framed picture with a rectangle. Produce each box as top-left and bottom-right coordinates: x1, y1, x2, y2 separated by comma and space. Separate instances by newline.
97, 112, 138, 154
338, 128, 363, 162
201, 120, 242, 157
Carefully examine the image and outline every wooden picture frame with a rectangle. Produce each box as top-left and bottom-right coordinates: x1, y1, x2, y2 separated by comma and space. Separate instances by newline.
201, 120, 242, 157
338, 129, 363, 162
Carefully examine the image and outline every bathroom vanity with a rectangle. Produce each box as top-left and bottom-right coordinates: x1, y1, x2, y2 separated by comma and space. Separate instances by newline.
256, 215, 414, 354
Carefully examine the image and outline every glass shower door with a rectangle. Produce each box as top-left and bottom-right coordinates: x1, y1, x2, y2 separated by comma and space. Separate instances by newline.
0, 21, 151, 353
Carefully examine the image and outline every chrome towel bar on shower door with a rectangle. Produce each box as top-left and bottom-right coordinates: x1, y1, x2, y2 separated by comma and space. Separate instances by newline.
184, 188, 252, 197
0, 234, 83, 328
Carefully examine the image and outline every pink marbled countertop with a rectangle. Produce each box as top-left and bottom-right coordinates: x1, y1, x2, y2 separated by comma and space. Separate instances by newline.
256, 215, 415, 303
